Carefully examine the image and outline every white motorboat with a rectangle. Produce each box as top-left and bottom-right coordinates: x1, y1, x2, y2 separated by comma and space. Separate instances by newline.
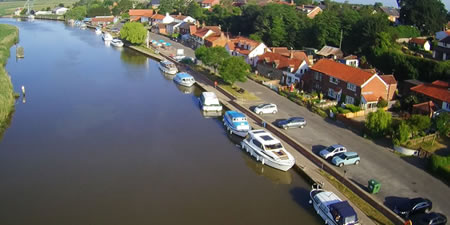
102, 32, 113, 41
223, 110, 251, 137
309, 183, 360, 225
174, 72, 195, 87
240, 130, 295, 171
199, 92, 222, 112
111, 39, 124, 47
95, 27, 102, 35
80, 23, 87, 29
158, 60, 178, 75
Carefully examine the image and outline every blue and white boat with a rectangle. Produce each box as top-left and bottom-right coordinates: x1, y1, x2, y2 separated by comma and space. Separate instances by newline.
174, 72, 195, 87
223, 111, 251, 137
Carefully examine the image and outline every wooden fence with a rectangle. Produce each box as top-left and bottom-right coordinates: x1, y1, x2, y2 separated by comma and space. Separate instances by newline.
407, 134, 437, 146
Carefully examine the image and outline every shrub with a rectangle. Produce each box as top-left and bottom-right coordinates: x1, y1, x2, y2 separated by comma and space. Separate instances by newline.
345, 104, 361, 113
429, 154, 450, 181
330, 106, 338, 114
392, 121, 411, 145
365, 109, 392, 137
312, 106, 328, 118
180, 58, 194, 65
338, 107, 351, 114
392, 100, 401, 111
377, 98, 388, 108
435, 112, 449, 137
407, 114, 431, 137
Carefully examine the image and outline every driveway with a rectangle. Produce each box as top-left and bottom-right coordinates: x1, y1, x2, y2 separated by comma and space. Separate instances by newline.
148, 32, 195, 58
237, 79, 450, 215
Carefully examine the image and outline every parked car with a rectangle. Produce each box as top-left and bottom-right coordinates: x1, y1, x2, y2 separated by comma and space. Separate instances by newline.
394, 198, 433, 218
331, 152, 360, 167
412, 212, 447, 225
319, 144, 347, 159
254, 103, 278, 115
276, 117, 306, 129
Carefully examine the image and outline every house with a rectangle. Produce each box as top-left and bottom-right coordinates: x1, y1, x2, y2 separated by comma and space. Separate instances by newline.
150, 13, 174, 25
155, 24, 167, 35
380, 75, 397, 101
179, 22, 196, 35
190, 25, 222, 49
14, 8, 23, 16
379, 6, 399, 23
409, 38, 431, 51
225, 36, 270, 67
129, 9, 153, 23
172, 13, 196, 23
338, 55, 359, 67
412, 101, 439, 117
150, 0, 160, 9
52, 7, 68, 15
302, 59, 393, 110
435, 30, 450, 41
201, 0, 220, 8
274, 0, 295, 6
205, 32, 229, 47
432, 36, 450, 60
166, 22, 183, 35
256, 50, 309, 86
316, 46, 344, 60
296, 5, 322, 19
410, 80, 450, 112
35, 11, 52, 15
91, 16, 116, 26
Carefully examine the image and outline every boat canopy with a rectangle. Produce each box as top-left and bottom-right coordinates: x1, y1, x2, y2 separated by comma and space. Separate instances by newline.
176, 72, 193, 79
329, 201, 358, 225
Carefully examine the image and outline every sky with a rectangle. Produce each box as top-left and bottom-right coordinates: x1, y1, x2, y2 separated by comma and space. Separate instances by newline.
333, 0, 450, 11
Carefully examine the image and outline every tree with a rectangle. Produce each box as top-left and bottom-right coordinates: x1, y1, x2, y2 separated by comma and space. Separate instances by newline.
87, 5, 111, 17
194, 46, 208, 61
269, 16, 286, 47
116, 0, 133, 14
186, 1, 204, 20
435, 112, 449, 137
365, 109, 392, 137
158, 0, 176, 14
407, 114, 431, 137
393, 121, 410, 145
120, 22, 147, 44
65, 6, 87, 20
376, 98, 388, 108
201, 47, 230, 73
219, 56, 250, 85
58, 3, 65, 7
398, 0, 447, 35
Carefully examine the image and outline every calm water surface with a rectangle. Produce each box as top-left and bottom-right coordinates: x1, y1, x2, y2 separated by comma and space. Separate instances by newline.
0, 19, 322, 225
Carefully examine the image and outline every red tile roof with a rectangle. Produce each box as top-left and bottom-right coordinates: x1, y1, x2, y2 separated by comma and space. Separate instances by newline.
413, 101, 437, 114
227, 36, 261, 55
151, 14, 165, 20
380, 75, 397, 85
258, 52, 306, 71
202, 0, 218, 4
411, 80, 450, 102
362, 94, 380, 102
311, 59, 375, 86
409, 38, 428, 45
270, 47, 309, 64
193, 26, 220, 38
92, 17, 114, 22
129, 9, 153, 17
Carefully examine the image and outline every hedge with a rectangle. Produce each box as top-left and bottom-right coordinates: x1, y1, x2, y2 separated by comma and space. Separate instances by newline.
429, 154, 450, 182
345, 104, 361, 113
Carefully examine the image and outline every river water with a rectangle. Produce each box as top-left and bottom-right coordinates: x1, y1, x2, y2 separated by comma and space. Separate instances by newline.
0, 19, 322, 225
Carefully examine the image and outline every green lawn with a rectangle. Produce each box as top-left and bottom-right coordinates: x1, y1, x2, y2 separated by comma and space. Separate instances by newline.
0, 0, 77, 16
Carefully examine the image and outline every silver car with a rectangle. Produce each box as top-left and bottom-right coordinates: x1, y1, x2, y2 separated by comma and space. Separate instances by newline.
254, 103, 278, 115
276, 117, 306, 129
319, 144, 347, 159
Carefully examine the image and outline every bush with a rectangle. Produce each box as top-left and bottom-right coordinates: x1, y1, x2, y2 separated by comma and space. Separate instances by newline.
435, 112, 450, 137
429, 154, 450, 181
392, 100, 401, 111
338, 107, 351, 114
365, 109, 392, 137
312, 106, 328, 118
345, 104, 361, 113
180, 57, 194, 65
407, 114, 431, 137
377, 99, 388, 108
392, 121, 411, 145
330, 106, 338, 114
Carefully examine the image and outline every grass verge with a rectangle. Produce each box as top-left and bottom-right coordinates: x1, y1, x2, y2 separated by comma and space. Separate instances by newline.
319, 170, 395, 225
248, 73, 270, 83
219, 84, 259, 101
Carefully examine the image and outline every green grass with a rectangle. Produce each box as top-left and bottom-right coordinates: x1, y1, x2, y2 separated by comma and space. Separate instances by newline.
248, 73, 270, 83
220, 84, 259, 101
319, 170, 395, 225
0, 0, 77, 16
0, 24, 18, 139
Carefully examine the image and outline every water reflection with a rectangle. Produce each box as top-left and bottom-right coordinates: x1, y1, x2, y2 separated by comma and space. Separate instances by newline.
162, 72, 175, 80
175, 84, 195, 94
201, 110, 223, 118
120, 48, 148, 65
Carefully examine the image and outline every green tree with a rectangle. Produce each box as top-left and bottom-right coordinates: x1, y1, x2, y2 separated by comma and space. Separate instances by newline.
87, 5, 111, 17
158, 0, 175, 14
393, 121, 410, 145
398, 0, 447, 35
194, 46, 208, 61
407, 114, 431, 137
58, 3, 65, 7
249, 33, 262, 42
116, 0, 133, 14
269, 16, 286, 47
186, 1, 203, 20
120, 22, 147, 44
219, 56, 250, 85
65, 6, 87, 20
435, 112, 449, 137
365, 109, 392, 137
201, 47, 230, 73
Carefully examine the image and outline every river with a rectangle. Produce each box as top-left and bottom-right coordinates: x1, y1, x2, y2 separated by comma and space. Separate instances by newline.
0, 18, 322, 225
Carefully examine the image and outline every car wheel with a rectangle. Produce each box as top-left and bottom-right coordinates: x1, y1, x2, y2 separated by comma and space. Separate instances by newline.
425, 207, 431, 213
258, 111, 263, 115
354, 160, 360, 165
283, 126, 288, 130
339, 163, 344, 168
272, 110, 277, 114
300, 125, 304, 128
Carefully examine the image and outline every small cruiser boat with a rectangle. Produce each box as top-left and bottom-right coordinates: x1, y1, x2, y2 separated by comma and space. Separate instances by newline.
199, 92, 222, 112
240, 130, 295, 171
95, 27, 102, 35
80, 23, 87, 29
159, 60, 178, 75
174, 72, 195, 87
310, 183, 360, 225
223, 110, 251, 137
102, 32, 113, 41
111, 39, 124, 47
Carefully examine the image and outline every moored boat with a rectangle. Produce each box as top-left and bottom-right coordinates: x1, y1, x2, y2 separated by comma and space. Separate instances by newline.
95, 27, 102, 35
111, 39, 124, 47
174, 72, 195, 87
158, 60, 178, 75
199, 92, 222, 112
240, 129, 295, 171
223, 110, 251, 137
309, 183, 360, 225
102, 32, 113, 41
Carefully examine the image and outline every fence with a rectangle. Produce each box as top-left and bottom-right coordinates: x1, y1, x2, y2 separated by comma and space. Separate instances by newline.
407, 134, 437, 146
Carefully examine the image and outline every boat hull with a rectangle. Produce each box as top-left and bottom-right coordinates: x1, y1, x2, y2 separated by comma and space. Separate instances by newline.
224, 119, 249, 137
159, 64, 178, 75
174, 80, 195, 87
241, 141, 294, 171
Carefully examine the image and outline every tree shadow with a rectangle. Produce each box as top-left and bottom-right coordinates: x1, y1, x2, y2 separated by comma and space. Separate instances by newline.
384, 196, 410, 210
312, 144, 327, 155
400, 155, 428, 170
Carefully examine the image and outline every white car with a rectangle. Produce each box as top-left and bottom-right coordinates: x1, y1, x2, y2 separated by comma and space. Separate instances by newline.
254, 103, 278, 115
319, 144, 347, 159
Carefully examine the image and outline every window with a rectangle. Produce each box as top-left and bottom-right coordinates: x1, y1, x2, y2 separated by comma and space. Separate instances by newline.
329, 77, 339, 84
314, 72, 322, 81
328, 88, 336, 98
347, 83, 356, 91
314, 82, 321, 90
252, 139, 263, 149
345, 96, 354, 104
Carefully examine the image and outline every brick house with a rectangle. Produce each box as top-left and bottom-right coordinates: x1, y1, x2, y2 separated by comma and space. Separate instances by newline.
225, 36, 269, 67
204, 32, 229, 47
409, 38, 431, 51
410, 80, 450, 112
380, 75, 397, 101
129, 9, 153, 23
302, 59, 392, 109
91, 16, 116, 26
190, 26, 222, 49
296, 5, 322, 19
201, 0, 220, 8
433, 36, 450, 60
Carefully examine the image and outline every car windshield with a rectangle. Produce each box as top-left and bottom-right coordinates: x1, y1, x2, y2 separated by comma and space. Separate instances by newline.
336, 153, 346, 159
264, 143, 283, 150
257, 104, 267, 108
326, 146, 335, 151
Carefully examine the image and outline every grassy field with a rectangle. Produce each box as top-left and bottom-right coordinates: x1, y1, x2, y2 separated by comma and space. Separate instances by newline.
0, 23, 18, 139
0, 0, 77, 16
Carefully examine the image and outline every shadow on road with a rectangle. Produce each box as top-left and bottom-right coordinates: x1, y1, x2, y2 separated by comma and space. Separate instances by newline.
350, 178, 368, 192
312, 145, 327, 155
384, 196, 410, 210
400, 155, 428, 170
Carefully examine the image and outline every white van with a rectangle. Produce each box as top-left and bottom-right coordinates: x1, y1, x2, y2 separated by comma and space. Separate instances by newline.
199, 92, 223, 112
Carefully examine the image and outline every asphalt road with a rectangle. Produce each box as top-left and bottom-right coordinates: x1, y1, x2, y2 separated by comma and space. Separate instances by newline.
148, 31, 450, 216
237, 79, 450, 215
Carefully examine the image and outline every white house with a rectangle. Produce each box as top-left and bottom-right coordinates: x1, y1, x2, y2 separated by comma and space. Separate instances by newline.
14, 8, 22, 16
35, 11, 52, 15
225, 36, 270, 67
53, 7, 69, 15
162, 12, 175, 24
172, 13, 196, 23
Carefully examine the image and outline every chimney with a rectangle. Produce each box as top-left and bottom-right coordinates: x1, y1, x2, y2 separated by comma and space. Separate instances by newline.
165, 12, 169, 17
202, 21, 206, 27
218, 24, 221, 30
290, 49, 294, 59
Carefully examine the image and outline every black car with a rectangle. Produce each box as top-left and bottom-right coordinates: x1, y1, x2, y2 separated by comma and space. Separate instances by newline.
276, 117, 306, 129
412, 212, 447, 225
394, 198, 432, 218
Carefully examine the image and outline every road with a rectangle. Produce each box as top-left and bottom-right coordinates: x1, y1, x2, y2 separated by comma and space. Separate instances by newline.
148, 32, 450, 216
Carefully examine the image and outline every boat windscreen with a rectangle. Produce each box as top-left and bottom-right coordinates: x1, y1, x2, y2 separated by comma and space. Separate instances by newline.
264, 143, 282, 150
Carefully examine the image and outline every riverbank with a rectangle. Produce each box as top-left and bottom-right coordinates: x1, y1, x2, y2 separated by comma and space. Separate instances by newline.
0, 24, 18, 139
